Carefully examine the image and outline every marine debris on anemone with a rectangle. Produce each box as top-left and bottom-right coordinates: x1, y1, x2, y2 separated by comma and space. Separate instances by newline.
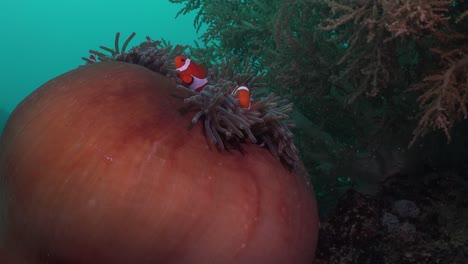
82, 32, 300, 169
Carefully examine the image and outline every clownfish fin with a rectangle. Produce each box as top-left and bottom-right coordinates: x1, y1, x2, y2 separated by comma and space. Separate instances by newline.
194, 84, 207, 92
180, 74, 194, 85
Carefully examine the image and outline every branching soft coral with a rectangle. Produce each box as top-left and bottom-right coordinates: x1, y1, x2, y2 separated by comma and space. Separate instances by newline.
171, 0, 272, 60
319, 0, 468, 145
381, 0, 451, 41
406, 3, 468, 145
319, 0, 393, 102
318, 0, 456, 101
409, 47, 468, 146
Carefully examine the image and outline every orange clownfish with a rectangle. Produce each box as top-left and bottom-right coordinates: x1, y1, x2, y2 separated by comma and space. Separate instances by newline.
231, 86, 251, 109
174, 56, 208, 92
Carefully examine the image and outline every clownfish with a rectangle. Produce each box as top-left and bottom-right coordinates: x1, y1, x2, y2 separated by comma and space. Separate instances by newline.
174, 55, 208, 92
231, 86, 251, 109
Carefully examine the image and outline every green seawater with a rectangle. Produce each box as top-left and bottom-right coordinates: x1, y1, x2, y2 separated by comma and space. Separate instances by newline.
0, 0, 203, 135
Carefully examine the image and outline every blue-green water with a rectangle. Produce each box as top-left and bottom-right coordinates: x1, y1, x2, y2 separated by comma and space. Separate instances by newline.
0, 0, 202, 134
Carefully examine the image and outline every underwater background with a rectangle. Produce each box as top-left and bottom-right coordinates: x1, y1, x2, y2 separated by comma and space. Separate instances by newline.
1, 0, 468, 263
0, 0, 203, 134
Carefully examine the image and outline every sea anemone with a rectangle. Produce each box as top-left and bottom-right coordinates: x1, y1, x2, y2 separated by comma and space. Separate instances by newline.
1, 61, 319, 264
83, 32, 300, 169
82, 32, 184, 77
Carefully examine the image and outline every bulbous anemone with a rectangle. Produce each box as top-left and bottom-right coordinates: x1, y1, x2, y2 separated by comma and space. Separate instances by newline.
0, 61, 319, 262
84, 32, 301, 169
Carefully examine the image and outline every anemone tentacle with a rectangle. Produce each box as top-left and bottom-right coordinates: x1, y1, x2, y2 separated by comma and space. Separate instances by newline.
83, 33, 300, 169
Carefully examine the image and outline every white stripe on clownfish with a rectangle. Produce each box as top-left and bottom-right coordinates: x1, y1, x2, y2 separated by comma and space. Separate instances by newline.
231, 85, 251, 109
187, 76, 208, 92
174, 56, 209, 92
176, 58, 191, 72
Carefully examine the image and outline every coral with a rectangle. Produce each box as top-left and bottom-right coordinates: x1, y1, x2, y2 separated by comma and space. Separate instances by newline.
397, 222, 416, 242
316, 171, 468, 263
381, 212, 399, 232
318, 0, 455, 101
392, 199, 420, 218
317, 190, 382, 263
162, 1, 468, 261
318, 0, 468, 145
318, 0, 394, 101
168, 0, 353, 184
82, 32, 300, 168
409, 47, 468, 145
381, 0, 451, 41
168, 0, 468, 218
